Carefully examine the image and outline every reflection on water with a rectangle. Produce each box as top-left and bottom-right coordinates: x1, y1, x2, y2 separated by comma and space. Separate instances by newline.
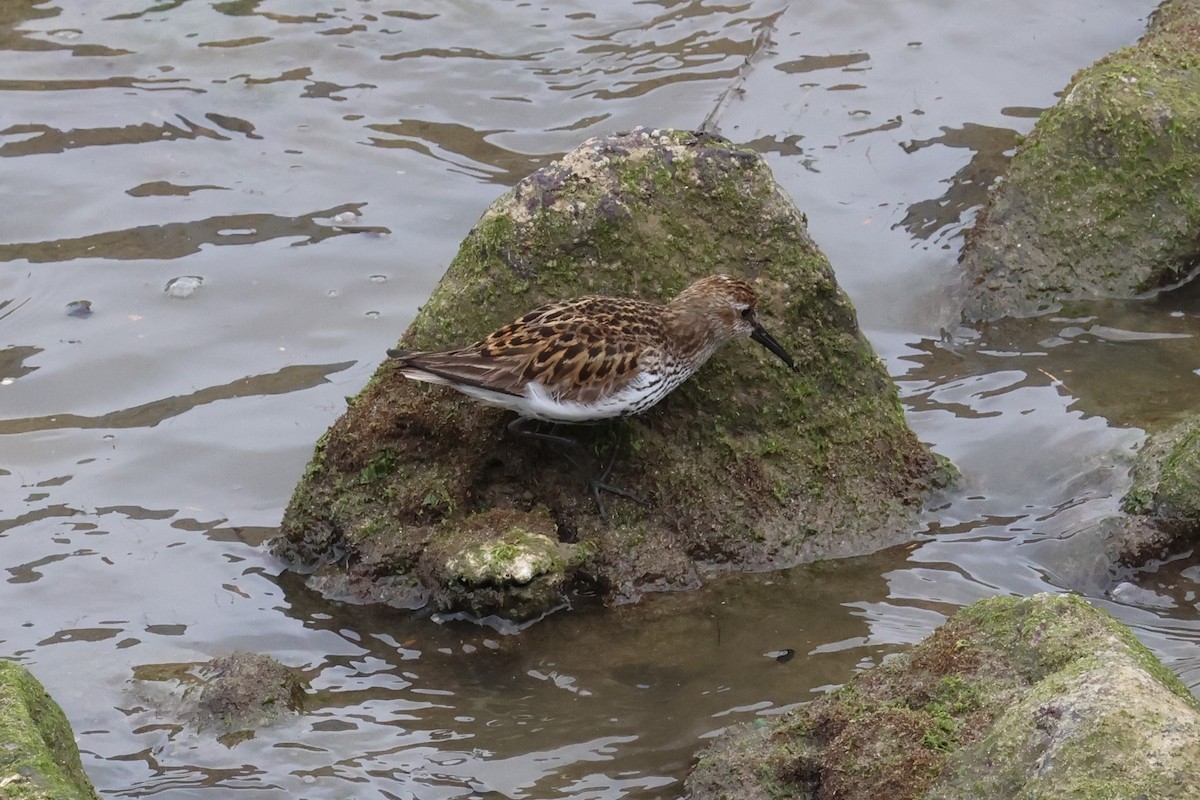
1, 0, 1193, 797
365, 119, 554, 185
0, 203, 386, 263
897, 123, 1020, 243
0, 362, 355, 434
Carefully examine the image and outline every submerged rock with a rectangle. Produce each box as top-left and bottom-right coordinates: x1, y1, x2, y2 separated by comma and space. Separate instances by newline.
0, 660, 99, 799
131, 652, 307, 747
273, 127, 945, 626
687, 593, 1200, 800
960, 0, 1200, 319
190, 652, 307, 738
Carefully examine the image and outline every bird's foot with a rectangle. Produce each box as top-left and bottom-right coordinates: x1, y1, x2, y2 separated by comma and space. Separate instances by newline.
588, 478, 645, 523
586, 433, 646, 522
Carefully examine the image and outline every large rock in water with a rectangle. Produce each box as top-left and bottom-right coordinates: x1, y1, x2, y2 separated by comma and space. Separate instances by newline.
273, 128, 944, 625
960, 0, 1200, 319
687, 593, 1200, 800
0, 660, 99, 800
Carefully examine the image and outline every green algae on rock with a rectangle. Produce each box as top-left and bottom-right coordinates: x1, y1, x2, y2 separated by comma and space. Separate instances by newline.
1109, 414, 1200, 568
1124, 415, 1200, 521
960, 0, 1200, 320
0, 660, 99, 800
423, 508, 576, 625
687, 593, 1200, 800
273, 127, 944, 625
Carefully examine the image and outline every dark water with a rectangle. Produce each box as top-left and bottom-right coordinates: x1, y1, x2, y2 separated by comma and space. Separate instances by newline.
3, 1, 1196, 797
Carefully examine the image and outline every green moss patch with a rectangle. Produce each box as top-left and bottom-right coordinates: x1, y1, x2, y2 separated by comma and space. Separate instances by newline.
1122, 416, 1200, 521
1113, 414, 1200, 569
689, 594, 1200, 800
0, 660, 99, 800
443, 529, 563, 586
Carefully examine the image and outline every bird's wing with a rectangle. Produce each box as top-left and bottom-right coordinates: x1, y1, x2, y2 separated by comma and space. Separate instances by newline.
389, 348, 526, 397
391, 296, 659, 404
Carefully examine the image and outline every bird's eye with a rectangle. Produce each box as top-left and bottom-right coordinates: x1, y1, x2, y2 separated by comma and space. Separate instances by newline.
740, 307, 753, 320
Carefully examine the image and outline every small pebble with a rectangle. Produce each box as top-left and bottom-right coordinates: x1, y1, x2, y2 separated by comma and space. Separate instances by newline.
66, 300, 92, 317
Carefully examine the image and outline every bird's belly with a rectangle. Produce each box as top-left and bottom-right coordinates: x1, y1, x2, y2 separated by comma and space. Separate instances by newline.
517, 371, 682, 423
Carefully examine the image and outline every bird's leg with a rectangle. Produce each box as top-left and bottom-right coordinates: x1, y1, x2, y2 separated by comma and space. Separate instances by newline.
587, 436, 644, 519
591, 435, 642, 500
506, 417, 592, 470
506, 417, 643, 519
547, 423, 644, 521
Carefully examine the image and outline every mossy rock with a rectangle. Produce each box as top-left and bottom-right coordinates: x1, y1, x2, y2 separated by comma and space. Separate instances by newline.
687, 593, 1200, 800
1104, 415, 1200, 570
273, 127, 943, 625
422, 508, 575, 624
960, 0, 1200, 319
0, 660, 99, 800
1124, 415, 1200, 521
443, 526, 561, 585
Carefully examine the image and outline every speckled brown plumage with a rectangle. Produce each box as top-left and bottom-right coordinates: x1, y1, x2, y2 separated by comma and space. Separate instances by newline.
388, 274, 796, 424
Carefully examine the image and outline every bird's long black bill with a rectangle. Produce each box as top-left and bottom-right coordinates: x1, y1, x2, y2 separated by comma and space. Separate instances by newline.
751, 324, 798, 371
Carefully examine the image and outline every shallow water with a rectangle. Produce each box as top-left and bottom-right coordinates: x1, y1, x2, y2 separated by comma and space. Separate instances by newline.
3, 0, 1198, 797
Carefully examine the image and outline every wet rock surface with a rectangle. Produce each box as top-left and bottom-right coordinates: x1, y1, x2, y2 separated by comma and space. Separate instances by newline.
273, 127, 945, 626
687, 593, 1200, 800
0, 660, 99, 800
960, 0, 1200, 319
1113, 415, 1200, 569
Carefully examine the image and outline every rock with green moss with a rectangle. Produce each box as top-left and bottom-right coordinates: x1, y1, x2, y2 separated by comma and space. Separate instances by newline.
0, 660, 99, 800
272, 127, 943, 626
444, 528, 560, 585
1106, 415, 1200, 569
424, 509, 575, 625
687, 593, 1200, 800
1125, 415, 1200, 520
960, 0, 1200, 319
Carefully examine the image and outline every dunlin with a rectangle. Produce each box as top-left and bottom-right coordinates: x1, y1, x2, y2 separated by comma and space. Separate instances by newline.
388, 274, 795, 421
388, 274, 796, 515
